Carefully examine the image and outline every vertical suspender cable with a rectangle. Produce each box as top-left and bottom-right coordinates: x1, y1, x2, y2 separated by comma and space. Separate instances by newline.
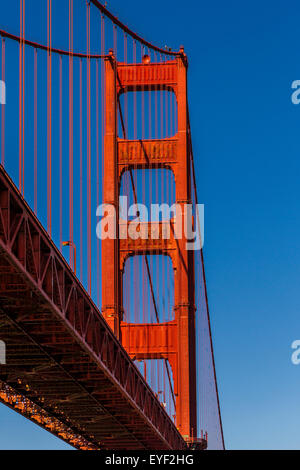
133, 40, 137, 324
170, 86, 173, 137
141, 44, 145, 327
123, 33, 129, 323
22, 0, 25, 195
19, 0, 25, 194
69, 0, 74, 264
47, 0, 52, 235
59, 55, 63, 251
101, 14, 105, 308
96, 59, 100, 306
113, 24, 117, 56
1, 38, 5, 167
79, 58, 83, 278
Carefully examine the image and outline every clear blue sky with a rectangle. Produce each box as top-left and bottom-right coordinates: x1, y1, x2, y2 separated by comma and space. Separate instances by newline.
1, 0, 300, 450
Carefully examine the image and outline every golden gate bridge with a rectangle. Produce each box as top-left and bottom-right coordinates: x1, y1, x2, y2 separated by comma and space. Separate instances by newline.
0, 0, 224, 450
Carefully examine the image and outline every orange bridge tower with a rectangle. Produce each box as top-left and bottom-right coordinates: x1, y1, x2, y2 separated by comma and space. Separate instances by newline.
102, 48, 197, 441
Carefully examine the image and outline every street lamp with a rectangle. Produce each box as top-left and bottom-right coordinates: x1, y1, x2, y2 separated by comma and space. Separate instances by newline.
62, 241, 76, 274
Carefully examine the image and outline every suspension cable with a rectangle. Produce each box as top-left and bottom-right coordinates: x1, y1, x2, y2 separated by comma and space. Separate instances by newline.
90, 0, 182, 56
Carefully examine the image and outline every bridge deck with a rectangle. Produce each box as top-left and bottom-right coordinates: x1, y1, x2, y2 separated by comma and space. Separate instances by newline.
0, 166, 186, 450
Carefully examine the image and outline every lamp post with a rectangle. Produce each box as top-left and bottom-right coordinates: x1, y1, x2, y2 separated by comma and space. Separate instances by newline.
62, 241, 76, 274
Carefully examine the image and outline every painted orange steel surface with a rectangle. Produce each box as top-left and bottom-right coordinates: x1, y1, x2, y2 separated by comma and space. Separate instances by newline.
102, 53, 197, 440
